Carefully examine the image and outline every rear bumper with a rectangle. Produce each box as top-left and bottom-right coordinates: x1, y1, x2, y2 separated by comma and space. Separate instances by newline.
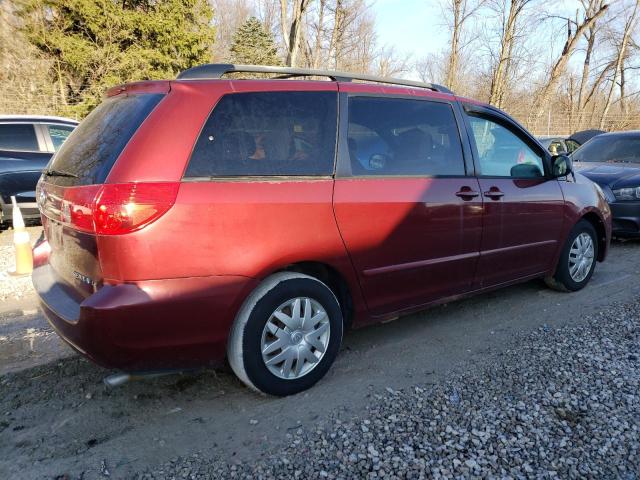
33, 264, 257, 371
610, 201, 640, 237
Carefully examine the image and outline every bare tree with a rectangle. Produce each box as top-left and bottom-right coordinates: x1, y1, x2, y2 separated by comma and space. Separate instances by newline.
487, 0, 534, 108
576, 0, 607, 116
531, 3, 609, 123
441, 0, 485, 92
301, 0, 378, 72
600, 0, 639, 128
211, 0, 256, 61
415, 53, 445, 84
374, 46, 411, 77
280, 0, 312, 66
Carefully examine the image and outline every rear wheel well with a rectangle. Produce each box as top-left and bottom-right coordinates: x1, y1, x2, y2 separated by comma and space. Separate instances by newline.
278, 262, 354, 330
581, 212, 606, 261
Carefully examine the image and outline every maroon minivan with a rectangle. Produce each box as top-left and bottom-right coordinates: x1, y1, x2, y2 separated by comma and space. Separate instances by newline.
33, 65, 611, 396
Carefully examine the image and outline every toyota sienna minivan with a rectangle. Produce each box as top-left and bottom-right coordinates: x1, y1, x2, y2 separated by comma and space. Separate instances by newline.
33, 64, 611, 396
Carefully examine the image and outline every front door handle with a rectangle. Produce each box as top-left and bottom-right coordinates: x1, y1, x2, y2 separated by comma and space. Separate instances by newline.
455, 187, 480, 200
483, 188, 504, 200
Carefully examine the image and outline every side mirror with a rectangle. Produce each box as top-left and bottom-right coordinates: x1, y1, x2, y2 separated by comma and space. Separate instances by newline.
369, 154, 388, 170
551, 154, 572, 177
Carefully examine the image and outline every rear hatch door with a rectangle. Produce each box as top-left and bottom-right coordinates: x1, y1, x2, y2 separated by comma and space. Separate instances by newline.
37, 90, 166, 304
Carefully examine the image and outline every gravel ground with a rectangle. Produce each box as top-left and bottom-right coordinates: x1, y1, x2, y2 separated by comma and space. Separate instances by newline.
1, 235, 638, 479
136, 301, 640, 480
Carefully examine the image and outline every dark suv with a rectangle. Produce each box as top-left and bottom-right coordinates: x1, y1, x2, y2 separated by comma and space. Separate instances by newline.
0, 115, 77, 225
33, 65, 611, 396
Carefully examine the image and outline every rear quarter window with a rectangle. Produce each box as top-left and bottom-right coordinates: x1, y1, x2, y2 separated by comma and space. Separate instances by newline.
47, 93, 163, 185
46, 124, 76, 151
185, 91, 338, 177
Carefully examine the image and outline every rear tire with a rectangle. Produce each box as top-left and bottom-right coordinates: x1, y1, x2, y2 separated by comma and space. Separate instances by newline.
227, 272, 343, 396
545, 220, 598, 292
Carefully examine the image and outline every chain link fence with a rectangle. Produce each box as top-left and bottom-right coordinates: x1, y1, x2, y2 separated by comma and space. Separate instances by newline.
506, 110, 640, 137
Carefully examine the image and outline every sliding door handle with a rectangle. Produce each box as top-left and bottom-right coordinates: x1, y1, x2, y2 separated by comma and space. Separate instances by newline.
483, 188, 504, 199
455, 188, 480, 199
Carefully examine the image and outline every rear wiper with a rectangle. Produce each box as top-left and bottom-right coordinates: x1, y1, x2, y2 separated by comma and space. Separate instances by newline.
44, 168, 78, 178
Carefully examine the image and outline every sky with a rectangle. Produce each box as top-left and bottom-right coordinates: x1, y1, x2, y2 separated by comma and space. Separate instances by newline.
371, 0, 585, 77
374, 0, 448, 59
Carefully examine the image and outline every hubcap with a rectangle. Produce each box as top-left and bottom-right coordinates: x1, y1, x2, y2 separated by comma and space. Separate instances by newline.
261, 297, 330, 380
568, 232, 595, 282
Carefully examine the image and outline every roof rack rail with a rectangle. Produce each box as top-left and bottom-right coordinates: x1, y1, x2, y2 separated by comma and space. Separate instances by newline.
176, 64, 454, 95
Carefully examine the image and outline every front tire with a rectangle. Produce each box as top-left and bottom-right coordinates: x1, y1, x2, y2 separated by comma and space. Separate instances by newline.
545, 220, 598, 292
227, 272, 343, 396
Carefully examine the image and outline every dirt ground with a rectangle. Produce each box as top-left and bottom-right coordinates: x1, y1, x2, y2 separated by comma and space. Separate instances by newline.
0, 230, 639, 479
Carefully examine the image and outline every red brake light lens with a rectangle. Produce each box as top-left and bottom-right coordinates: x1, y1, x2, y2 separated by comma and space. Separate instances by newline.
60, 182, 179, 235
62, 185, 101, 233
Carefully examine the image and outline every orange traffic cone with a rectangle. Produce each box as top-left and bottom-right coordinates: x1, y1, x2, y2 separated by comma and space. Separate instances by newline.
9, 196, 33, 276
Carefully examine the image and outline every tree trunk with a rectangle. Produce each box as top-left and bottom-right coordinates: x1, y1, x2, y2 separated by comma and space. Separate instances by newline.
328, 0, 344, 69
311, 0, 326, 69
283, 0, 311, 67
445, 0, 463, 92
279, 0, 290, 51
599, 1, 638, 130
489, 0, 523, 108
531, 4, 608, 126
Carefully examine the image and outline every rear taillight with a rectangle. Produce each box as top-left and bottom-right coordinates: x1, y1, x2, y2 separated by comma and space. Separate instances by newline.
57, 182, 179, 235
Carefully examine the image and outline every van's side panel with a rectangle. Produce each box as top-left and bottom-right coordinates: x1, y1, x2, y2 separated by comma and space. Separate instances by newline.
102, 81, 369, 327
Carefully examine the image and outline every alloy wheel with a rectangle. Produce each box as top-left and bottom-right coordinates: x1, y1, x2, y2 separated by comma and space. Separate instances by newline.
568, 232, 595, 282
260, 297, 331, 380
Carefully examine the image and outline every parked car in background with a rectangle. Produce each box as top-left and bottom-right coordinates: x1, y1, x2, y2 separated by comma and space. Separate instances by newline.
33, 65, 611, 396
538, 136, 581, 155
572, 130, 640, 237
0, 115, 78, 225
538, 129, 605, 156
570, 129, 605, 146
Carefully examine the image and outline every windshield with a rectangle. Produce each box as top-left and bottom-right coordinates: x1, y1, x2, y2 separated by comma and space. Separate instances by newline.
572, 135, 640, 164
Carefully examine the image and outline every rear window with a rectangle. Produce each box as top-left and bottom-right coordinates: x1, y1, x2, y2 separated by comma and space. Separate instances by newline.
186, 91, 338, 177
0, 124, 39, 151
47, 93, 163, 185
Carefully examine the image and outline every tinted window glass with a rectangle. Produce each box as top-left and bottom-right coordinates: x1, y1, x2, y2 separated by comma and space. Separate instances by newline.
187, 92, 337, 177
565, 139, 580, 153
46, 124, 75, 151
47, 94, 163, 185
0, 124, 39, 151
468, 116, 544, 178
347, 97, 465, 176
572, 135, 640, 164
548, 141, 566, 155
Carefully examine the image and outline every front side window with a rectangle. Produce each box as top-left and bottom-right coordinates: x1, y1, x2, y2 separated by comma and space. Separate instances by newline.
46, 124, 75, 151
186, 91, 338, 177
468, 116, 544, 178
346, 97, 465, 176
0, 124, 39, 151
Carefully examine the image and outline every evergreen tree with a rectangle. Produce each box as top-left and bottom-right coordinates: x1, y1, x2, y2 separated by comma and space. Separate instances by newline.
19, 0, 215, 117
229, 17, 281, 66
